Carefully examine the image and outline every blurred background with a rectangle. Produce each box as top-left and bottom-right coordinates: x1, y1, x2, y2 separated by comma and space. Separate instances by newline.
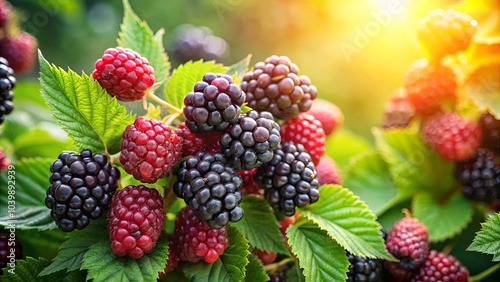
10, 0, 498, 137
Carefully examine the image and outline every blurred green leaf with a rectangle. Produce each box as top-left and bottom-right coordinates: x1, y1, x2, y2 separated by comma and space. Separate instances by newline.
244, 255, 268, 282
325, 129, 373, 172
463, 63, 500, 119
225, 54, 253, 84
468, 212, 500, 262
14, 128, 75, 159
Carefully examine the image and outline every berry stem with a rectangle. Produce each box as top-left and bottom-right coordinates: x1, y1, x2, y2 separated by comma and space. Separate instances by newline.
469, 263, 500, 282
146, 90, 183, 114
263, 257, 295, 273
163, 173, 178, 212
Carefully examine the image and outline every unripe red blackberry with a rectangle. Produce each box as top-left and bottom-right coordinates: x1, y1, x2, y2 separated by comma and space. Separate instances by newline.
316, 155, 341, 186
0, 146, 9, 171
220, 110, 281, 171
183, 73, 245, 133
478, 113, 500, 154
45, 150, 120, 232
241, 55, 317, 120
174, 152, 244, 229
107, 185, 164, 259
0, 32, 37, 75
237, 169, 262, 196
175, 121, 223, 157
410, 250, 468, 282
0, 0, 13, 30
381, 89, 415, 129
256, 250, 277, 265
120, 117, 182, 183
254, 142, 320, 216
0, 56, 15, 124
92, 47, 155, 102
307, 98, 344, 136
0, 230, 23, 275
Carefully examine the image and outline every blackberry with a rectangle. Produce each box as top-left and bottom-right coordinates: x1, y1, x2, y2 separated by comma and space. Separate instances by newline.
45, 149, 120, 232
347, 253, 387, 282
0, 230, 23, 275
478, 113, 500, 153
241, 55, 317, 120
0, 56, 15, 124
183, 73, 246, 133
308, 98, 344, 136
254, 142, 320, 216
456, 148, 500, 203
173, 152, 244, 228
268, 266, 288, 282
316, 155, 341, 186
0, 32, 37, 75
410, 250, 468, 282
220, 110, 281, 171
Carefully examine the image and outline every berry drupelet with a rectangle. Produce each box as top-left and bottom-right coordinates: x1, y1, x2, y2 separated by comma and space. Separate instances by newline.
410, 250, 468, 282
0, 57, 15, 124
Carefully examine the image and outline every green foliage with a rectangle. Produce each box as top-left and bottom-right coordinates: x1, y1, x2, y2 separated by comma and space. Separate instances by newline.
13, 129, 75, 159
325, 129, 373, 172
287, 220, 348, 282
225, 54, 253, 83
0, 257, 85, 282
233, 196, 288, 254
38, 52, 136, 154
468, 212, 500, 262
463, 63, 500, 118
244, 255, 268, 282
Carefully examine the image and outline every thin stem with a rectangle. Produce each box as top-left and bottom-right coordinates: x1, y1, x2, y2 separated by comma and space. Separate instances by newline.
263, 257, 295, 272
469, 263, 500, 282
163, 173, 178, 212
146, 90, 182, 114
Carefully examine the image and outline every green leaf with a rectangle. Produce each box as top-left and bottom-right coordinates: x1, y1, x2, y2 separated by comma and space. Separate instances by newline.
163, 60, 227, 109
0, 257, 86, 282
412, 192, 473, 242
38, 51, 136, 154
183, 226, 250, 282
118, 0, 170, 87
325, 129, 373, 172
14, 128, 75, 159
232, 195, 288, 254
463, 63, 500, 118
373, 128, 455, 198
225, 54, 253, 83
301, 185, 393, 260
467, 212, 500, 261
244, 255, 268, 282
287, 220, 348, 282
0, 158, 55, 230
81, 233, 168, 282
343, 151, 399, 215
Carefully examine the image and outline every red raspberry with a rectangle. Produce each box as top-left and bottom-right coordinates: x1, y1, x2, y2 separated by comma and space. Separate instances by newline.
107, 185, 164, 259
316, 155, 341, 186
385, 214, 429, 280
174, 121, 222, 157
120, 117, 182, 183
417, 9, 476, 59
92, 47, 155, 102
422, 112, 481, 161
237, 169, 262, 196
0, 146, 9, 171
307, 98, 344, 136
404, 59, 457, 115
257, 250, 277, 265
0, 32, 37, 75
381, 88, 415, 129
410, 250, 468, 282
173, 206, 228, 263
280, 113, 326, 165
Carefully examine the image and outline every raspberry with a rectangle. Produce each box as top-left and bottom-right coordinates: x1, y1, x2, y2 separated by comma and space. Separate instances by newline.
404, 59, 457, 115
183, 73, 245, 133
175, 121, 222, 157
0, 32, 37, 75
417, 9, 476, 59
455, 148, 500, 203
307, 98, 344, 136
0, 56, 15, 124
316, 155, 341, 186
478, 113, 500, 153
45, 149, 120, 232
346, 253, 387, 282
241, 55, 317, 120
279, 113, 325, 165
220, 110, 281, 170
381, 89, 415, 129
173, 206, 229, 263
384, 214, 429, 280
120, 117, 182, 183
107, 185, 164, 259
254, 142, 320, 216
169, 24, 229, 64
256, 250, 277, 265
0, 146, 9, 171
422, 112, 481, 161
410, 250, 468, 282
0, 230, 22, 275
92, 47, 155, 102
173, 152, 244, 228
237, 169, 262, 196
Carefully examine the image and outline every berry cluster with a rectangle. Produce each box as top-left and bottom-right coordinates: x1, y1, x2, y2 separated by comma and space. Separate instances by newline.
0, 57, 15, 124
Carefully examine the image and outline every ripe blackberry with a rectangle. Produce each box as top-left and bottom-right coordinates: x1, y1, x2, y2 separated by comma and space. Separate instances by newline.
175, 121, 222, 157
237, 169, 262, 196
268, 267, 288, 282
0, 56, 15, 124
173, 206, 229, 263
422, 112, 481, 161
347, 253, 387, 282
0, 230, 23, 275
316, 155, 341, 186
307, 98, 343, 136
92, 47, 155, 102
173, 152, 244, 229
120, 117, 182, 183
0, 32, 37, 75
220, 110, 281, 170
417, 9, 476, 59
254, 142, 320, 216
381, 89, 415, 129
241, 55, 317, 120
404, 59, 457, 115
169, 24, 229, 64
183, 73, 245, 133
384, 214, 429, 281
0, 146, 10, 171
45, 149, 120, 232
279, 113, 325, 165
410, 250, 468, 282
478, 113, 500, 153
456, 148, 500, 203
107, 185, 164, 259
